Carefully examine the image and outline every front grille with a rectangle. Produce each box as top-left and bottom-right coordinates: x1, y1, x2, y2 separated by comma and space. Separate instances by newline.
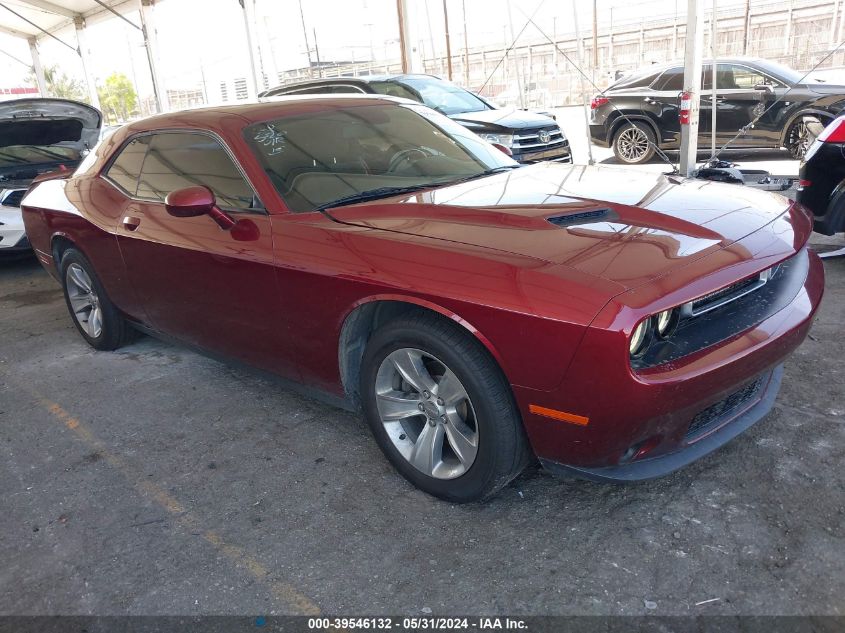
690, 274, 765, 316
686, 377, 763, 440
513, 127, 567, 150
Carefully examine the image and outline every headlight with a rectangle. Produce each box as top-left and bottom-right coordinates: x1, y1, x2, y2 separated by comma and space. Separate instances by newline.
629, 319, 649, 356
480, 133, 514, 147
655, 309, 677, 338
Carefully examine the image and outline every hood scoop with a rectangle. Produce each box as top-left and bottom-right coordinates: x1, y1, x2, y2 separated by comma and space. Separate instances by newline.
547, 208, 614, 227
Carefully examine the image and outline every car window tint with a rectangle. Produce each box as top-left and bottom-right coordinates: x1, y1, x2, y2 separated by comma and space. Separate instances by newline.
105, 136, 149, 195
654, 68, 683, 91
369, 81, 420, 101
137, 132, 257, 210
718, 64, 773, 90
609, 69, 663, 90
329, 85, 366, 94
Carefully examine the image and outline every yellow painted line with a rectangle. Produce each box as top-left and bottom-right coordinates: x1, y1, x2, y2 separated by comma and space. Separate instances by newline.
14, 382, 320, 615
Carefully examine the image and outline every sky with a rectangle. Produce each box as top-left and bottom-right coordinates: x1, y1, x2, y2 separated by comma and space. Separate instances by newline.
0, 0, 751, 102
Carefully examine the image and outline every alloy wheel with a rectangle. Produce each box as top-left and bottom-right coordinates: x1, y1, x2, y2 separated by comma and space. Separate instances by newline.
66, 263, 103, 339
374, 347, 479, 480
617, 126, 650, 163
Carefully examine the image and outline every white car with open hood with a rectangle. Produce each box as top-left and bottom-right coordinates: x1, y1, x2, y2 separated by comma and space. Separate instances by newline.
0, 98, 101, 253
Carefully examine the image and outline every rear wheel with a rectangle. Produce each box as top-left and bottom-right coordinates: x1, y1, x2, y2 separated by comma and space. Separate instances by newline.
359, 312, 530, 502
786, 116, 827, 160
612, 121, 657, 164
60, 248, 134, 351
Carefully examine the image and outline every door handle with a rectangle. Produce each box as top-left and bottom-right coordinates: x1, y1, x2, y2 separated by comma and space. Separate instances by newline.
122, 215, 141, 231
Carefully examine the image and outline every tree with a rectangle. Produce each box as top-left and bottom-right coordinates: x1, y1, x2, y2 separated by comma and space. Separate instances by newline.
27, 65, 87, 102
97, 73, 138, 124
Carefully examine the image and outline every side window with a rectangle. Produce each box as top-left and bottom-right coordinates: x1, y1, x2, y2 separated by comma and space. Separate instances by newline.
654, 68, 683, 91
717, 64, 778, 90
329, 85, 366, 94
105, 136, 150, 195
137, 132, 258, 211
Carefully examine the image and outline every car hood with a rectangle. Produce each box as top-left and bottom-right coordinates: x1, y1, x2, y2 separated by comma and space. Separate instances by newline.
326, 163, 795, 290
448, 108, 556, 132
0, 98, 102, 153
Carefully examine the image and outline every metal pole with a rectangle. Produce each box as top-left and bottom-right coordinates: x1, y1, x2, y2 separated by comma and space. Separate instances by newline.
139, 0, 166, 112
592, 0, 598, 73
710, 0, 717, 160
397, 0, 412, 73
298, 0, 313, 73
239, 0, 259, 99
462, 0, 469, 85
506, 0, 525, 109
27, 38, 47, 97
313, 27, 322, 77
742, 0, 751, 55
73, 16, 101, 110
680, 0, 704, 176
572, 0, 594, 165
443, 0, 453, 80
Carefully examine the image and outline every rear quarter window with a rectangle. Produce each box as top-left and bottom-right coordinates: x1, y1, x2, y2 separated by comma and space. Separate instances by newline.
104, 136, 149, 195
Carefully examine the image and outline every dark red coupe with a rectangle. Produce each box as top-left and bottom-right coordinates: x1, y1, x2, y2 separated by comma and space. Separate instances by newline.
21, 96, 824, 502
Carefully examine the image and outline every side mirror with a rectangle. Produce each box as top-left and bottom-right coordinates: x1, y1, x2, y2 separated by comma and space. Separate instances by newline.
753, 83, 774, 93
164, 185, 236, 230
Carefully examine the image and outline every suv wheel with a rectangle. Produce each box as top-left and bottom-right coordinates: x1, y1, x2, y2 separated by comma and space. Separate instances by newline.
612, 122, 657, 165
786, 116, 826, 160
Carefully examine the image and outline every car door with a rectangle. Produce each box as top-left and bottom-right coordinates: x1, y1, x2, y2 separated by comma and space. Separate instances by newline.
647, 66, 712, 145
111, 130, 299, 380
712, 63, 786, 147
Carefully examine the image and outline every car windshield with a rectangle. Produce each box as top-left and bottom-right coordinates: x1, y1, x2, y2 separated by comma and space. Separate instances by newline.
398, 77, 490, 115
0, 145, 79, 168
243, 103, 517, 213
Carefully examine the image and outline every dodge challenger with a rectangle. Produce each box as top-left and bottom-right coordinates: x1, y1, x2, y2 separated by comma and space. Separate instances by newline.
21, 95, 824, 502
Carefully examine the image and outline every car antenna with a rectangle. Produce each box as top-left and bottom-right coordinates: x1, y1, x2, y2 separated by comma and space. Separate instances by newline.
698, 39, 845, 171
513, 6, 679, 175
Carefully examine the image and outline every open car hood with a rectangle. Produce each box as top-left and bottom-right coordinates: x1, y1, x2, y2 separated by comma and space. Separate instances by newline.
0, 98, 102, 153
326, 163, 800, 290
448, 107, 556, 131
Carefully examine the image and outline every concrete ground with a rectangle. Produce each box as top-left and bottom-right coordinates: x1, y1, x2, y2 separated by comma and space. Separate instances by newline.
1, 225, 844, 616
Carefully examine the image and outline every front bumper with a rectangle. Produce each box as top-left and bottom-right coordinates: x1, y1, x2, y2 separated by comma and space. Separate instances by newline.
540, 365, 782, 482
0, 204, 29, 251
512, 143, 572, 164
515, 245, 824, 481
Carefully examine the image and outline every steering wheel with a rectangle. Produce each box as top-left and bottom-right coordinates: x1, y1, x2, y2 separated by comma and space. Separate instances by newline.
387, 148, 429, 173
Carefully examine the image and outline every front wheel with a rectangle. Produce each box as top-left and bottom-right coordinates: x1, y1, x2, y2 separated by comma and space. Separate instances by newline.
60, 248, 134, 351
359, 312, 530, 502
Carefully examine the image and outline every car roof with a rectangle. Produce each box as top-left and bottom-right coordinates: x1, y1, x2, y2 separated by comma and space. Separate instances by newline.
121, 94, 415, 133
261, 73, 443, 94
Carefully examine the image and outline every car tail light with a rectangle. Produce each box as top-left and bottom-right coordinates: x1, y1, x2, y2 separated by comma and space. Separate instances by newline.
797, 179, 812, 190
591, 96, 609, 110
818, 117, 845, 143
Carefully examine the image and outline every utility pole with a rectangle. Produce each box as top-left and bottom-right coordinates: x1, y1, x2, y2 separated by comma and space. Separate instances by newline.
710, 0, 717, 160
443, 0, 453, 80
680, 0, 704, 176
572, 0, 594, 164
462, 0, 469, 85
506, 0, 525, 109
298, 0, 313, 74
592, 0, 598, 74
313, 28, 322, 77
742, 0, 751, 55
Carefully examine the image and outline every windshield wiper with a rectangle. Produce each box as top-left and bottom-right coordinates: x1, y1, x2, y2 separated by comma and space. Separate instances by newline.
318, 184, 437, 210
443, 165, 522, 186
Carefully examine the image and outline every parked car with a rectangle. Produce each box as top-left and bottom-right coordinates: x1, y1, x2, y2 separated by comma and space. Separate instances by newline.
0, 98, 101, 254
797, 113, 845, 235
591, 57, 845, 164
22, 96, 823, 501
262, 74, 571, 164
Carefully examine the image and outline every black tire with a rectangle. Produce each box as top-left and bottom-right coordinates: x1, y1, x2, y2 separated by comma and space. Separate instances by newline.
359, 311, 531, 502
60, 248, 134, 351
787, 116, 826, 160
612, 121, 657, 165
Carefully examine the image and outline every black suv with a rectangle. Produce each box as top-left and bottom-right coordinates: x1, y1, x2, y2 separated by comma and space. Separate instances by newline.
590, 57, 845, 164
262, 74, 571, 164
